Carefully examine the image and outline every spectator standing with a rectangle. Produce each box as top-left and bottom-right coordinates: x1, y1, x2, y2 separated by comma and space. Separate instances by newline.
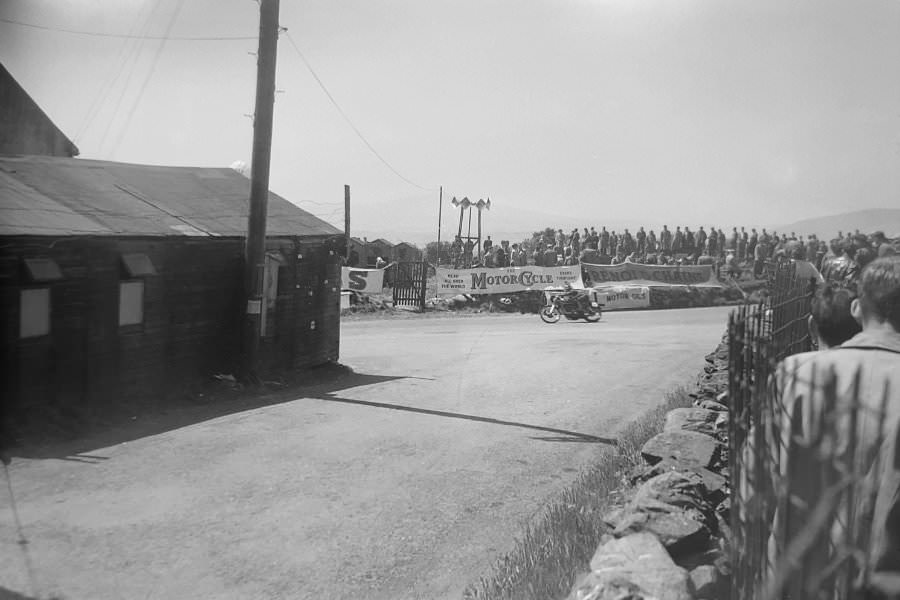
748, 228, 758, 259
661, 225, 673, 253
708, 227, 719, 256
685, 227, 696, 256
647, 229, 658, 253
532, 243, 544, 267
623, 229, 635, 254
738, 230, 748, 262
673, 226, 684, 253
636, 227, 647, 254
770, 257, 900, 594
729, 227, 739, 252
543, 244, 558, 267
600, 227, 610, 255
697, 227, 707, 254
496, 241, 509, 267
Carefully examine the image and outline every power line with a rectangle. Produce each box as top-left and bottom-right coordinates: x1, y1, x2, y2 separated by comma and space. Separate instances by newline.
0, 16, 255, 40
94, 2, 166, 154
109, 0, 187, 157
283, 31, 437, 193
74, 0, 161, 143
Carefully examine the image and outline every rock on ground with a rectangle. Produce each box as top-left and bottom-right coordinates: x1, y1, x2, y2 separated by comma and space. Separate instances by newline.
574, 532, 693, 600
631, 458, 727, 505
641, 430, 720, 468
603, 471, 715, 558
664, 408, 719, 437
690, 564, 725, 599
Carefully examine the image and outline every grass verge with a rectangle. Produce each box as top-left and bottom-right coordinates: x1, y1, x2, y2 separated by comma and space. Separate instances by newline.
463, 386, 695, 600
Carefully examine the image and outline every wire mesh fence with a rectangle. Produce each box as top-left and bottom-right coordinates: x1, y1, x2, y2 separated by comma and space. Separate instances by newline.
727, 261, 894, 600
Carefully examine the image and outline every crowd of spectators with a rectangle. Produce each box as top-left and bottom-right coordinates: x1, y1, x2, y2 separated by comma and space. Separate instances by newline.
448, 225, 898, 283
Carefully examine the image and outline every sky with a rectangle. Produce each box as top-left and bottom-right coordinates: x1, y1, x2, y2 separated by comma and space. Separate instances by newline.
1, 0, 899, 245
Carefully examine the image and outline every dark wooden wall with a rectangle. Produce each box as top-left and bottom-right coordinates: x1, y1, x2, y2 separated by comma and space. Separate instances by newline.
1, 235, 341, 432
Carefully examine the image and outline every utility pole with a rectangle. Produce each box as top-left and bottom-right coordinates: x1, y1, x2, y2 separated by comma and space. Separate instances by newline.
242, 0, 280, 381
344, 185, 351, 263
435, 186, 442, 266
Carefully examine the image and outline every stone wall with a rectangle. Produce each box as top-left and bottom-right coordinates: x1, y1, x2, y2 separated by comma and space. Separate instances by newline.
568, 340, 732, 600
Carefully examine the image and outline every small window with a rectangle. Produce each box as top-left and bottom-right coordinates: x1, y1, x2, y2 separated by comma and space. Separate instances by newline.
119, 280, 144, 326
20, 288, 50, 338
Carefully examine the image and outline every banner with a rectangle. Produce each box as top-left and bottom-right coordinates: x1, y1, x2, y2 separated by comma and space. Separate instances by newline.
596, 286, 651, 310
341, 267, 385, 293
582, 262, 722, 288
436, 266, 583, 296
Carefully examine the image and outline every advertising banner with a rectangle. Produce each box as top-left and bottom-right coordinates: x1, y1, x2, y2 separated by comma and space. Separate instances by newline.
341, 267, 386, 293
596, 286, 651, 310
436, 266, 583, 296
582, 262, 722, 288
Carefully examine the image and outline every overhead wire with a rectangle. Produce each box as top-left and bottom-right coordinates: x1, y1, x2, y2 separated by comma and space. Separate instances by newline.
72, 1, 158, 143
282, 31, 437, 193
95, 1, 165, 154
109, 0, 187, 157
0, 17, 255, 40
2, 13, 439, 195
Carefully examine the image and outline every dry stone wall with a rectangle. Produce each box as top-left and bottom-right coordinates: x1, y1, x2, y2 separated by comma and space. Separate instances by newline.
568, 339, 732, 600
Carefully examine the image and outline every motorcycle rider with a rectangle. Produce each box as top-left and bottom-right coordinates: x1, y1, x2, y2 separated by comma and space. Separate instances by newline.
559, 282, 589, 313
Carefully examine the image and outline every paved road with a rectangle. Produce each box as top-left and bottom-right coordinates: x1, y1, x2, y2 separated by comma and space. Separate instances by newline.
1, 307, 731, 600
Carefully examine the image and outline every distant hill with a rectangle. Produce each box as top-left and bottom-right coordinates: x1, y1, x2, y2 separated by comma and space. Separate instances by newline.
774, 209, 900, 239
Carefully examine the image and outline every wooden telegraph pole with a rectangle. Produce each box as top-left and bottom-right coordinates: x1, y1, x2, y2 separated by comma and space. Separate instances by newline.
435, 186, 442, 266
344, 185, 351, 263
242, 0, 280, 380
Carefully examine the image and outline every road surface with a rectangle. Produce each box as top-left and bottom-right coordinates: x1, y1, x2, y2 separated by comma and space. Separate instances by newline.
1, 307, 731, 600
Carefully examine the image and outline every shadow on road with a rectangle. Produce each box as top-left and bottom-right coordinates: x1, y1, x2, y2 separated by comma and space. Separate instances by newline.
9, 364, 614, 461
0, 586, 53, 600
9, 365, 407, 461
307, 395, 617, 445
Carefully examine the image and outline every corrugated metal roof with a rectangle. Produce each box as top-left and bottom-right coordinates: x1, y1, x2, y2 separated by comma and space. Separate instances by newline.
0, 155, 342, 238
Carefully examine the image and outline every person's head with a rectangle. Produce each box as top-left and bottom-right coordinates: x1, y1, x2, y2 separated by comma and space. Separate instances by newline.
840, 238, 857, 259
809, 285, 861, 349
852, 256, 900, 332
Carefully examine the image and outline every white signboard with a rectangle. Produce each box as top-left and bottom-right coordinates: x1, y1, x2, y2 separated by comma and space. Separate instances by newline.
341, 267, 386, 293
436, 266, 583, 296
595, 286, 651, 310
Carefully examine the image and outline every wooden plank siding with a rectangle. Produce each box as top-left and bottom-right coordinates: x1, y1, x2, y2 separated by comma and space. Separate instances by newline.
1, 235, 341, 432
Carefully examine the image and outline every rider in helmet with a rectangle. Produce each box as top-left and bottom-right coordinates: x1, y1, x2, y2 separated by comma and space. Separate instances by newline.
561, 282, 586, 311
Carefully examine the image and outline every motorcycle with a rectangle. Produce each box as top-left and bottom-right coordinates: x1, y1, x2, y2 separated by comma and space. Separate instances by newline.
539, 288, 603, 323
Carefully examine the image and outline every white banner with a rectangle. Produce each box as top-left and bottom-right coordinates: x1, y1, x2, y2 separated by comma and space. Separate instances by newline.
595, 285, 651, 310
341, 267, 385, 293
436, 266, 584, 296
